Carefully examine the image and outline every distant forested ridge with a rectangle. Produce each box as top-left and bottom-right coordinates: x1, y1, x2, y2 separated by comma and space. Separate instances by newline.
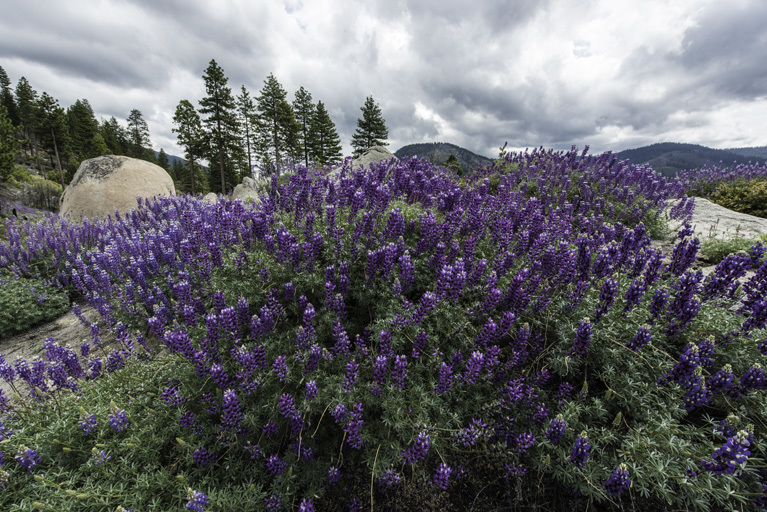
615, 142, 766, 176
395, 142, 493, 174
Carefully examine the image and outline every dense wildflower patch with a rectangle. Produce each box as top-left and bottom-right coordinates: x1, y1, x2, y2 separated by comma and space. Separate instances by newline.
0, 148, 765, 510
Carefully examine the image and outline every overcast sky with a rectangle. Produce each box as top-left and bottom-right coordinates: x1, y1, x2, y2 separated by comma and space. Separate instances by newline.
1, 0, 765, 160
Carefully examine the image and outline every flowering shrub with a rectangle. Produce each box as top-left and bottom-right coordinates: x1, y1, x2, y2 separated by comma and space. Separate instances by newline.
0, 148, 764, 510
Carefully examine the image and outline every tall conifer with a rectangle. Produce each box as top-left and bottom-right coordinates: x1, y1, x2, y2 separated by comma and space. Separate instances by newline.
351, 96, 388, 157
199, 59, 239, 193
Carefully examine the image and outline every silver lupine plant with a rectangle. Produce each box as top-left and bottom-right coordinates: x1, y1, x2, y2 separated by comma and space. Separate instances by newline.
0, 148, 765, 510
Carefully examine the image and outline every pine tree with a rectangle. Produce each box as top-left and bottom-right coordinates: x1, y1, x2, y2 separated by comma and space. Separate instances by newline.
173, 99, 207, 196
100, 117, 128, 155
237, 85, 258, 179
0, 66, 19, 126
292, 86, 315, 167
445, 154, 463, 176
66, 99, 99, 163
37, 92, 67, 186
0, 104, 18, 181
14, 77, 43, 172
351, 96, 388, 157
199, 60, 240, 193
127, 109, 152, 160
157, 148, 170, 171
309, 101, 343, 166
255, 73, 300, 173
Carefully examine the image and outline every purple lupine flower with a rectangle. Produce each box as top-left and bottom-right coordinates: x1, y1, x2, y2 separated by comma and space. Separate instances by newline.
305, 380, 318, 402
463, 351, 485, 386
328, 465, 341, 484
593, 277, 619, 322
222, 389, 244, 432
377, 468, 402, 489
265, 495, 281, 512
331, 403, 347, 423
373, 355, 388, 387
343, 360, 359, 393
659, 343, 700, 387
708, 364, 736, 396
433, 463, 452, 490
298, 498, 314, 512
15, 445, 40, 471
332, 319, 351, 357
193, 446, 217, 467
545, 415, 567, 444
272, 355, 289, 382
682, 367, 711, 410
266, 453, 287, 476
90, 448, 110, 466
263, 419, 279, 438
622, 279, 647, 316
392, 355, 407, 390
344, 402, 364, 449
701, 430, 751, 475
209, 363, 233, 389
434, 362, 454, 395
185, 488, 210, 511
108, 408, 129, 432
648, 288, 669, 325
626, 324, 652, 351
401, 431, 430, 464
278, 393, 303, 435
162, 385, 185, 406
79, 412, 99, 435
740, 363, 766, 392
379, 330, 393, 358
603, 464, 631, 496
570, 431, 591, 468
569, 318, 593, 358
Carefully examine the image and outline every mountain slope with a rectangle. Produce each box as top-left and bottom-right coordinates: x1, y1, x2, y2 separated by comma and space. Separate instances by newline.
615, 142, 765, 176
725, 146, 767, 160
394, 142, 493, 173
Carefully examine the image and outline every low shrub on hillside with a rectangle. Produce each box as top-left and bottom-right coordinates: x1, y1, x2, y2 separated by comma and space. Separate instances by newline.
708, 177, 767, 219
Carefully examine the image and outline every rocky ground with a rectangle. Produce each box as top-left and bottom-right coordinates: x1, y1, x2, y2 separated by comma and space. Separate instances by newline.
0, 304, 104, 397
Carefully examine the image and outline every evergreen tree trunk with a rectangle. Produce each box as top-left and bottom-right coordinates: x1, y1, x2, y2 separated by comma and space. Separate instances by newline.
189, 154, 196, 196
245, 122, 252, 178
32, 132, 43, 175
51, 128, 64, 189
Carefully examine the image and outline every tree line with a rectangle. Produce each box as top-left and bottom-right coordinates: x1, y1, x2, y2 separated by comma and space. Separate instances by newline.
0, 65, 165, 188
0, 61, 389, 196
173, 59, 388, 194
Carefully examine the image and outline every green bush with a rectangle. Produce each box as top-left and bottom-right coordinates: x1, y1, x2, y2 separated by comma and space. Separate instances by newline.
0, 274, 70, 338
701, 236, 762, 264
709, 178, 767, 218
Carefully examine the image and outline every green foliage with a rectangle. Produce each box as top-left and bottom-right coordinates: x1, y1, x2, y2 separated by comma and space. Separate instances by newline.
292, 86, 315, 167
0, 273, 69, 338
255, 73, 301, 170
0, 104, 19, 180
126, 109, 152, 160
709, 177, 767, 218
309, 100, 343, 166
445, 153, 462, 176
0, 351, 268, 511
701, 236, 762, 264
351, 96, 388, 157
173, 100, 207, 196
199, 60, 240, 193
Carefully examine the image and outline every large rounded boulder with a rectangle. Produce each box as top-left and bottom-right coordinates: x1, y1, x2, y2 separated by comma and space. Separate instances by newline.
351, 145, 397, 169
60, 155, 175, 220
